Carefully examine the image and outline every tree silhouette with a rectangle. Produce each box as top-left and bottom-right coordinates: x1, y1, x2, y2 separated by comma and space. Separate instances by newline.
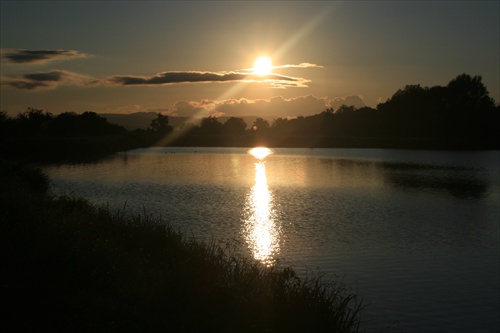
15, 108, 53, 137
48, 112, 80, 136
252, 118, 270, 132
442, 74, 495, 138
376, 85, 432, 136
446, 74, 495, 114
199, 116, 223, 136
149, 113, 172, 134
223, 117, 247, 135
77, 111, 126, 136
0, 110, 11, 143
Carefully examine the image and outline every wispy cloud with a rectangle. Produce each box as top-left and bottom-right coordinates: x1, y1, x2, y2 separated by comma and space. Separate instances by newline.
1, 49, 90, 64
1, 69, 311, 90
1, 49, 318, 90
0, 70, 97, 90
106, 71, 309, 88
275, 63, 324, 69
241, 62, 323, 72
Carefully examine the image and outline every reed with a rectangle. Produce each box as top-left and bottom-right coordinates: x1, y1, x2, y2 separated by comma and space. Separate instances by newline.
1, 160, 364, 332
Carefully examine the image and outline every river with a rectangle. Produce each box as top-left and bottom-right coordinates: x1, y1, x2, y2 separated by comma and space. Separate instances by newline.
43, 147, 499, 332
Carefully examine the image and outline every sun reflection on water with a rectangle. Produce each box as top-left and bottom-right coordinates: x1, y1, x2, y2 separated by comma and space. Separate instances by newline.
249, 147, 273, 160
243, 147, 280, 265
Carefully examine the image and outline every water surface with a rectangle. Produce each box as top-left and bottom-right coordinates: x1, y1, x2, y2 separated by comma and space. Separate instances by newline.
44, 147, 500, 332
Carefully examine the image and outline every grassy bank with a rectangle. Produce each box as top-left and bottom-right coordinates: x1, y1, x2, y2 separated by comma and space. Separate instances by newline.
0, 160, 364, 332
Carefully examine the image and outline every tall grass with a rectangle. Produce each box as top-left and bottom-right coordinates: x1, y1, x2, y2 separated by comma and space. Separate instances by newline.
1, 160, 364, 332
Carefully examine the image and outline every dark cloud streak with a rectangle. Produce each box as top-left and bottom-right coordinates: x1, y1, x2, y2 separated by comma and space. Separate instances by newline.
3, 80, 49, 90
1, 70, 95, 90
1, 69, 310, 90
23, 71, 64, 82
1, 49, 89, 64
1, 63, 314, 90
109, 71, 303, 86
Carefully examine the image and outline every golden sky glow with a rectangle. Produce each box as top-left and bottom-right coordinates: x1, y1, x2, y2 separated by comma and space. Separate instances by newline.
0, 1, 498, 116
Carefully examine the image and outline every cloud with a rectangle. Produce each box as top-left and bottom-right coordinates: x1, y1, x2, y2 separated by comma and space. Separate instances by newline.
273, 63, 324, 69
219, 95, 329, 117
170, 100, 218, 117
106, 71, 310, 88
0, 79, 48, 91
1, 49, 90, 64
105, 104, 171, 114
1, 57, 318, 91
165, 94, 367, 119
1, 69, 311, 90
327, 95, 366, 109
166, 95, 328, 118
0, 70, 96, 90
103, 93, 367, 121
23, 71, 65, 82
240, 62, 323, 72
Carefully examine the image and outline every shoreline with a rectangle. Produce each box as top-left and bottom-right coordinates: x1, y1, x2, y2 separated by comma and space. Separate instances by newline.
1, 160, 365, 332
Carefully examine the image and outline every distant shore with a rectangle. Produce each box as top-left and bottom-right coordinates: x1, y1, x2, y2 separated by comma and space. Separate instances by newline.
2, 134, 497, 165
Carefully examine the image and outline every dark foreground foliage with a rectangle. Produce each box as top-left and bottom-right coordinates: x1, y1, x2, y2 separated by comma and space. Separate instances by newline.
0, 161, 364, 332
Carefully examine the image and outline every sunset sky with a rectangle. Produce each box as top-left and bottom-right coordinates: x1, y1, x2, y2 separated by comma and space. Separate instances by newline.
1, 1, 499, 119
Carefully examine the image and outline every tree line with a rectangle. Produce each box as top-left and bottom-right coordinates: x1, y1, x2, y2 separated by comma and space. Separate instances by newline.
168, 74, 499, 149
0, 110, 154, 160
1, 73, 499, 155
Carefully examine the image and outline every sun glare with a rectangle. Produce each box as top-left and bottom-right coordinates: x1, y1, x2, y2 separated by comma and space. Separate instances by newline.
249, 147, 272, 160
253, 56, 273, 76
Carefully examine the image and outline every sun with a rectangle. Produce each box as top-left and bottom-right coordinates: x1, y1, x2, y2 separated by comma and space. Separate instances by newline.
253, 56, 273, 76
